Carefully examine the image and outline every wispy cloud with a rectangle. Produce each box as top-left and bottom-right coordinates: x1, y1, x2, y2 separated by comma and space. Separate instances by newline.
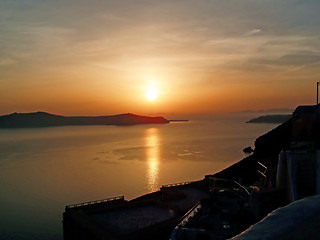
246, 28, 262, 36
0, 58, 16, 66
1, 0, 320, 114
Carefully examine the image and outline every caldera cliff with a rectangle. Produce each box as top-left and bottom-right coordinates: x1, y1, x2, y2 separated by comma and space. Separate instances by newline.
0, 112, 169, 128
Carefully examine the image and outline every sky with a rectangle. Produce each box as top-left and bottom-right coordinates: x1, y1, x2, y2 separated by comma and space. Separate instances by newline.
1, 0, 320, 116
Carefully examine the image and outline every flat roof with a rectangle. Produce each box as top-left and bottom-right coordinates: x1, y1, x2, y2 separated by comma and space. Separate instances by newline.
90, 203, 175, 234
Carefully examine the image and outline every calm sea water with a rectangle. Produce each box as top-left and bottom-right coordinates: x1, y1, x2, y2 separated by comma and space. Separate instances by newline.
0, 114, 279, 239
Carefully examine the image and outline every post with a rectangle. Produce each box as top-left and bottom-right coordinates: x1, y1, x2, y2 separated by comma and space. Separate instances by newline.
317, 82, 319, 105
317, 82, 319, 144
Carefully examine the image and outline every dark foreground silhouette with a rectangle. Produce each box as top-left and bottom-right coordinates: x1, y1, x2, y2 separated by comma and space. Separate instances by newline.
63, 105, 320, 240
0, 112, 169, 128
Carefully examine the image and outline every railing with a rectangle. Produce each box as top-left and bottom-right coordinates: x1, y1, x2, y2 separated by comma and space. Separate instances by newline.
257, 161, 267, 178
207, 177, 250, 196
65, 196, 125, 209
161, 181, 191, 188
176, 201, 202, 227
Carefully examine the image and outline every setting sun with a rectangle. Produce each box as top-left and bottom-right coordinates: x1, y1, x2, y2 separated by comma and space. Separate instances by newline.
145, 86, 159, 101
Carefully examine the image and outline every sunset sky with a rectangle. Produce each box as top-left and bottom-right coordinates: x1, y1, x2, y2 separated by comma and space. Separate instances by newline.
1, 0, 320, 116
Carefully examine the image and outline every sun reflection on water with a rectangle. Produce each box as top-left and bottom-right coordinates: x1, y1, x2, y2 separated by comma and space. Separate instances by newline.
144, 128, 160, 192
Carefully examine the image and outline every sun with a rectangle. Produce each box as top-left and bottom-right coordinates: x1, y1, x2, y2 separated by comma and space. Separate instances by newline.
145, 86, 158, 101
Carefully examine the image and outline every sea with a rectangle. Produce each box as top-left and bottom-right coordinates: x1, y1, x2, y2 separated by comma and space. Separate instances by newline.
0, 113, 282, 240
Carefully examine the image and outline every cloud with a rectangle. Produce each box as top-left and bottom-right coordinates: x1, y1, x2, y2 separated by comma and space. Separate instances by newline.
1, 0, 320, 113
0, 58, 16, 66
246, 28, 262, 36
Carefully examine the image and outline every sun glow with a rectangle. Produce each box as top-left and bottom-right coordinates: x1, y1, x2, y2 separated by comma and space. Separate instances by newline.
145, 86, 158, 101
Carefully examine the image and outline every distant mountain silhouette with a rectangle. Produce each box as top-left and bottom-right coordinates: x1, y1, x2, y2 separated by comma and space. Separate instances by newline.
237, 108, 293, 114
0, 112, 169, 128
247, 114, 291, 123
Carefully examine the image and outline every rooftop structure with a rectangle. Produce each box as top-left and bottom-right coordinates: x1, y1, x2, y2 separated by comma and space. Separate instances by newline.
63, 181, 210, 240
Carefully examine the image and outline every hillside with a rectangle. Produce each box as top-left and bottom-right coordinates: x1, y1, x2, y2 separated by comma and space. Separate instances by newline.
0, 112, 169, 128
247, 114, 291, 124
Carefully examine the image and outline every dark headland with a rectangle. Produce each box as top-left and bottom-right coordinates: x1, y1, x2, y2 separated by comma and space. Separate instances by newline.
168, 119, 189, 122
0, 112, 169, 128
247, 114, 291, 124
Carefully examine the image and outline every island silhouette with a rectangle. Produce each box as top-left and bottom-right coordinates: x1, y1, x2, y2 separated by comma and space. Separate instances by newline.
247, 114, 291, 124
0, 112, 169, 128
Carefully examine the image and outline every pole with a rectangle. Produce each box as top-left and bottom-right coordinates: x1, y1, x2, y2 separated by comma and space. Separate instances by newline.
315, 82, 320, 144
317, 82, 319, 105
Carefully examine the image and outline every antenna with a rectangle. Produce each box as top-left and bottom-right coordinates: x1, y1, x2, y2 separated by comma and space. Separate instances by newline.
317, 82, 319, 105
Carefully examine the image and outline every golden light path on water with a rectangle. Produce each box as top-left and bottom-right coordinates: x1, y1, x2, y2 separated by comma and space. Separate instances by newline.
144, 128, 160, 192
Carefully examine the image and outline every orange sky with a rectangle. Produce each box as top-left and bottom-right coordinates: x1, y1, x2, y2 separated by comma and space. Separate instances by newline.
1, 1, 320, 116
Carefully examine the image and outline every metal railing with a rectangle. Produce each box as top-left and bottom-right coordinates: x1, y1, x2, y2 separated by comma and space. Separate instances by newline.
161, 181, 191, 188
257, 161, 267, 178
66, 196, 125, 209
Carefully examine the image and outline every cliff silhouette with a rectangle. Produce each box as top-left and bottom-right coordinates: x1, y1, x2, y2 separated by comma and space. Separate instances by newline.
213, 117, 292, 185
247, 114, 291, 123
0, 112, 169, 128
